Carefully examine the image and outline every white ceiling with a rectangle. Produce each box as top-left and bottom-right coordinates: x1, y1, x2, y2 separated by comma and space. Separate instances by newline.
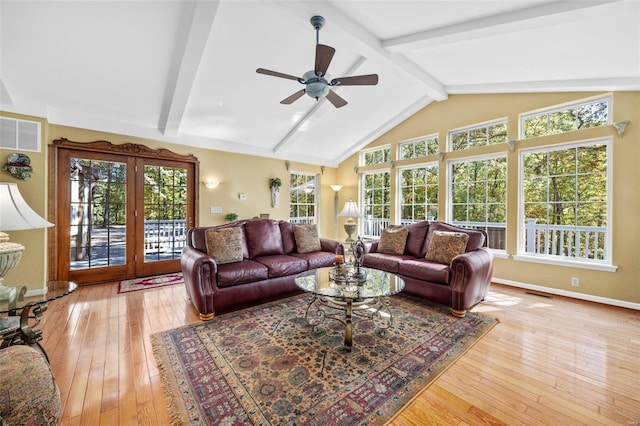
1, 0, 638, 166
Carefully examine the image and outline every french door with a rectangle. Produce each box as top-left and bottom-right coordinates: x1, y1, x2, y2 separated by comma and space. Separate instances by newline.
51, 139, 197, 284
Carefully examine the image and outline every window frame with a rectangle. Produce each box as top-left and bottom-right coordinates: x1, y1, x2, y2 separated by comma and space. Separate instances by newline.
398, 162, 439, 224
398, 134, 439, 160
515, 137, 614, 271
361, 169, 391, 238
448, 118, 508, 151
289, 172, 317, 225
360, 145, 391, 166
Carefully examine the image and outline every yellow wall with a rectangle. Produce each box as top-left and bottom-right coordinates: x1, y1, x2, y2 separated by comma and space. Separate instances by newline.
0, 116, 337, 291
337, 91, 640, 305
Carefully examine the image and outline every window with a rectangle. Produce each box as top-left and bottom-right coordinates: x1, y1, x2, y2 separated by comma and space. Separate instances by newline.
450, 155, 507, 249
521, 97, 610, 139
399, 135, 438, 159
289, 173, 316, 224
449, 120, 507, 151
400, 164, 438, 224
362, 146, 391, 166
362, 171, 390, 237
521, 139, 610, 262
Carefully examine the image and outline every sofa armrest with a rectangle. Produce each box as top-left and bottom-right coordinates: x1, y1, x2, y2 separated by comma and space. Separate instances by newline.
363, 240, 379, 253
181, 245, 218, 320
449, 247, 494, 315
320, 238, 344, 255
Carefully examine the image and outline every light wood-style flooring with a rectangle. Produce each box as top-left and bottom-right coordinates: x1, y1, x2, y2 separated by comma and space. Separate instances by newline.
35, 282, 639, 425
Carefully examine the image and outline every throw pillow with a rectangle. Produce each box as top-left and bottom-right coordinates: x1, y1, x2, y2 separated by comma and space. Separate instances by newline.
294, 224, 321, 254
377, 226, 409, 255
425, 230, 469, 264
205, 227, 243, 264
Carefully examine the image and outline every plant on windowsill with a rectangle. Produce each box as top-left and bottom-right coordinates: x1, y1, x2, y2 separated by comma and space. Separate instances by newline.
269, 178, 282, 208
224, 213, 238, 222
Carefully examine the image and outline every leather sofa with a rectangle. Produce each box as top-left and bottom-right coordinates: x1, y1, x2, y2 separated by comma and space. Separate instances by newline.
362, 221, 493, 317
181, 218, 342, 320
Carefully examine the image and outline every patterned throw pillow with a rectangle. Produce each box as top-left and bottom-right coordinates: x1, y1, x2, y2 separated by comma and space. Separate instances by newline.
377, 226, 409, 255
205, 227, 243, 264
425, 230, 469, 264
294, 224, 321, 254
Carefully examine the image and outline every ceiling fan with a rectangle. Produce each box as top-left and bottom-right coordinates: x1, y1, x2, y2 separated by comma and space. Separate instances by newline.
256, 15, 378, 108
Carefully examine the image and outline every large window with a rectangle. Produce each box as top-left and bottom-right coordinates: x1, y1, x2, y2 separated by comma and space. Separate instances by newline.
399, 135, 438, 159
362, 171, 390, 237
400, 164, 438, 224
449, 120, 507, 151
290, 173, 316, 224
450, 155, 507, 249
362, 146, 391, 166
521, 139, 610, 262
521, 97, 610, 139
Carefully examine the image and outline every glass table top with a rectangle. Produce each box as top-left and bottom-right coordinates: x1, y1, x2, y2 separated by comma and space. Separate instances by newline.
295, 267, 404, 300
0, 281, 78, 314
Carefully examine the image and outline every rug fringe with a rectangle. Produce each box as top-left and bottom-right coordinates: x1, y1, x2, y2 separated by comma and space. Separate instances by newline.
151, 334, 189, 426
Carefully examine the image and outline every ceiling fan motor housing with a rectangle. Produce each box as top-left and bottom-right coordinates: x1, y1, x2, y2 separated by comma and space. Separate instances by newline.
303, 70, 329, 100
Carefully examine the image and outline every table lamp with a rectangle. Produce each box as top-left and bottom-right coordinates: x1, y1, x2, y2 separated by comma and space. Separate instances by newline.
337, 199, 362, 243
0, 182, 53, 300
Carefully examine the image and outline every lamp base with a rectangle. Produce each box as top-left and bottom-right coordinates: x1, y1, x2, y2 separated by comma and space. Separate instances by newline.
0, 237, 25, 301
343, 223, 357, 243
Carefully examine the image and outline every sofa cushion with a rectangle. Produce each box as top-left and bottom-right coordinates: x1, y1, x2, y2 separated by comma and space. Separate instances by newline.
425, 231, 469, 264
399, 258, 450, 284
253, 255, 308, 277
216, 259, 269, 287
294, 224, 321, 253
279, 221, 297, 254
377, 226, 409, 255
244, 219, 285, 258
404, 221, 431, 257
363, 253, 414, 274
205, 227, 244, 264
291, 251, 336, 269
424, 221, 485, 253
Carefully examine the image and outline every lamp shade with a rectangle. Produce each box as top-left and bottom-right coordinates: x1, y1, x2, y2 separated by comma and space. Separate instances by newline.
0, 182, 53, 231
337, 200, 362, 219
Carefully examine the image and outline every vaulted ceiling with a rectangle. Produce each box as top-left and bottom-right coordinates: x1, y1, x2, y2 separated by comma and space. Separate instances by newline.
1, 0, 638, 166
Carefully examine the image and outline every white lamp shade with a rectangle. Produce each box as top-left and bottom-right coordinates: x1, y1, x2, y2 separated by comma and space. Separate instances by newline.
337, 200, 362, 219
0, 182, 54, 231
330, 184, 343, 192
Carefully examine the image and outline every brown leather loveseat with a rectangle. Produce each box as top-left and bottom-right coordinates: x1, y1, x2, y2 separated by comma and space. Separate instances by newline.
362, 221, 493, 317
181, 218, 342, 320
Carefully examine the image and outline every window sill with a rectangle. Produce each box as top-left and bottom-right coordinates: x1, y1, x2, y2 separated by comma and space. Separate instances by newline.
512, 254, 618, 272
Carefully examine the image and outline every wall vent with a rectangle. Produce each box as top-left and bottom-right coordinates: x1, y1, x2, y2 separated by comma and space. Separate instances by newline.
0, 117, 41, 152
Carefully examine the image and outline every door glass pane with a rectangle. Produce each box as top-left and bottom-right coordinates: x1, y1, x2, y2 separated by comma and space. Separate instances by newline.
70, 158, 127, 270
143, 165, 188, 263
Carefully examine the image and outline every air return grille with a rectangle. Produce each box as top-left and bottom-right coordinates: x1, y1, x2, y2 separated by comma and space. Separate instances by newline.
0, 116, 41, 152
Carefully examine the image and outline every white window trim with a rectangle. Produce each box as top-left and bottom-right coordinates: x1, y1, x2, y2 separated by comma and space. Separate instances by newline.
360, 169, 391, 238
360, 145, 391, 166
397, 162, 439, 222
398, 134, 439, 160
447, 118, 508, 151
517, 137, 614, 268
518, 95, 612, 140
289, 171, 318, 225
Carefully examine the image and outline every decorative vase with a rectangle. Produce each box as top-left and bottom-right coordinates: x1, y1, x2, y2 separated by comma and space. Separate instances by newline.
271, 188, 280, 208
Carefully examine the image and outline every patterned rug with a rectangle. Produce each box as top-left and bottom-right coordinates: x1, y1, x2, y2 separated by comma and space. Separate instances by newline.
152, 294, 498, 425
118, 272, 183, 293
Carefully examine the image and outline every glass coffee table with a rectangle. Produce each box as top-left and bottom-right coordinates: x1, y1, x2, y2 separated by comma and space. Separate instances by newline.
294, 267, 404, 352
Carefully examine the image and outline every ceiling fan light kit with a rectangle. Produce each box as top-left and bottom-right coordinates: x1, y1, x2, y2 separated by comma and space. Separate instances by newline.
256, 15, 378, 108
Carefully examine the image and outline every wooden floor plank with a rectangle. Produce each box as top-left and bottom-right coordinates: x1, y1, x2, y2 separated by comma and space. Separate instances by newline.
31, 282, 639, 425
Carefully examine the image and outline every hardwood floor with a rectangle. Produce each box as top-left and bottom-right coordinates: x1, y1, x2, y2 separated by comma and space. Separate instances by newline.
36, 282, 639, 425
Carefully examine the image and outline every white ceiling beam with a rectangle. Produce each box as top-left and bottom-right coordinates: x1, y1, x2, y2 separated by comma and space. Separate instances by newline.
269, 0, 448, 101
383, 0, 622, 51
446, 77, 640, 94
158, 0, 220, 137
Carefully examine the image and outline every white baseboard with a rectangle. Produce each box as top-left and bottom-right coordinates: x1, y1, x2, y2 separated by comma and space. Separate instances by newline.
492, 278, 640, 311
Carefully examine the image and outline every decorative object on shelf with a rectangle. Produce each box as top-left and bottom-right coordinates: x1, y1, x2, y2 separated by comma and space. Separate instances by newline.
337, 199, 362, 243
352, 236, 366, 282
3, 153, 33, 180
269, 177, 282, 208
0, 183, 54, 300
224, 213, 238, 222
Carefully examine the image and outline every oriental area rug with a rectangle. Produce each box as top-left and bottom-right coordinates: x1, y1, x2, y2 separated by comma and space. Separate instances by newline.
152, 294, 498, 426
118, 272, 183, 293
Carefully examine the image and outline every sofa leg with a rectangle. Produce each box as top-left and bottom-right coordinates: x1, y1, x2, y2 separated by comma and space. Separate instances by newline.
199, 312, 215, 321
451, 308, 466, 318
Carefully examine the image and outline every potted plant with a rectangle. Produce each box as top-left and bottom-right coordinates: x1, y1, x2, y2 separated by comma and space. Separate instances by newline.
269, 177, 282, 208
224, 212, 238, 222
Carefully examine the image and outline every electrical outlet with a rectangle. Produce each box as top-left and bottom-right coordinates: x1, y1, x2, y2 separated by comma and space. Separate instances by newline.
210, 206, 222, 214
571, 277, 580, 287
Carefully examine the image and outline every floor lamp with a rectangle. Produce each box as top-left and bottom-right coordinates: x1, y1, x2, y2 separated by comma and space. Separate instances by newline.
0, 182, 54, 300
330, 185, 342, 239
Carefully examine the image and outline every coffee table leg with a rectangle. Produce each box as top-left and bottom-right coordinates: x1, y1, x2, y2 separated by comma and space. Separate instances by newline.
344, 299, 353, 352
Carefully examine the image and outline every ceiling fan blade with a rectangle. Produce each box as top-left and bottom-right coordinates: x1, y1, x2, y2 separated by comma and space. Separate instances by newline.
256, 68, 301, 81
326, 90, 347, 108
280, 89, 306, 105
315, 44, 335, 77
330, 74, 379, 86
